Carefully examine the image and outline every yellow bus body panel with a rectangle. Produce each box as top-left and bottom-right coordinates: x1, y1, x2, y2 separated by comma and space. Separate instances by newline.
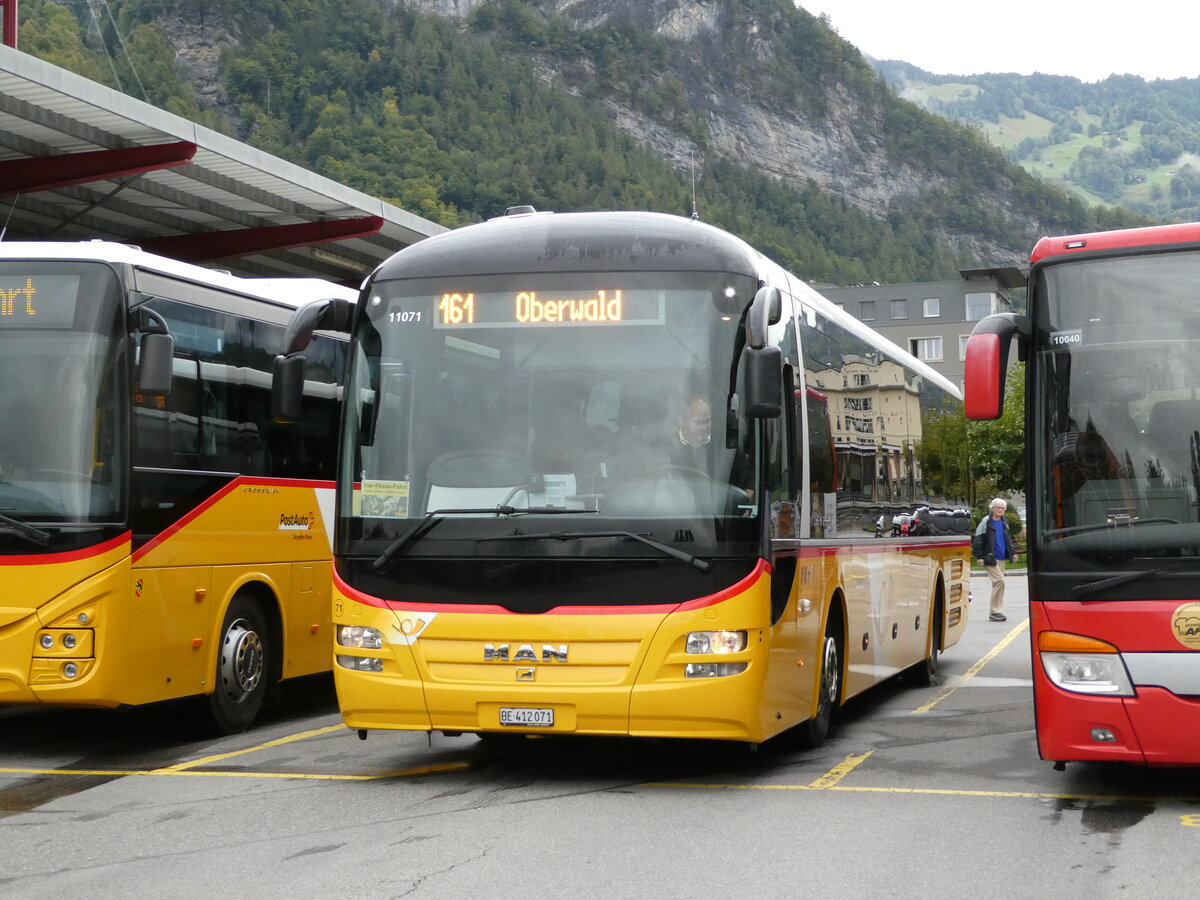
1, 479, 334, 710
334, 539, 970, 743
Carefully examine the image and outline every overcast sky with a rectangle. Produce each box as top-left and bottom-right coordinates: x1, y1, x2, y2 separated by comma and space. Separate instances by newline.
802, 1, 1200, 83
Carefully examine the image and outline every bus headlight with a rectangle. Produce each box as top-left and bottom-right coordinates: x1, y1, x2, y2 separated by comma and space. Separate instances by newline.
686, 630, 747, 654
685, 662, 748, 678
1038, 631, 1134, 697
337, 625, 383, 650
337, 655, 384, 673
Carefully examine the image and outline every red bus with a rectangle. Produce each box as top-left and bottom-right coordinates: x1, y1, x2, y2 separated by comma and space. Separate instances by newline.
965, 221, 1200, 766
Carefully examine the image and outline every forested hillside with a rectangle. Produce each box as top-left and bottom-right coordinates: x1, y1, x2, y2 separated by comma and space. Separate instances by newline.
15, 0, 1148, 285
877, 59, 1200, 222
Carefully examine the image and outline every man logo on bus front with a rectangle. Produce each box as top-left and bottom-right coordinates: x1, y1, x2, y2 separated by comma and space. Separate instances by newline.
484, 643, 569, 662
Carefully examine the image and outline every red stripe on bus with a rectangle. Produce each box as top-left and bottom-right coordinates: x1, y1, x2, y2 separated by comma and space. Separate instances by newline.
335, 558, 772, 615
131, 476, 334, 563
3, 531, 131, 566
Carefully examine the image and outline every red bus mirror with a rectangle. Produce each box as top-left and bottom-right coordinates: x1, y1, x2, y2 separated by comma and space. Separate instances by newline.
964, 314, 1028, 420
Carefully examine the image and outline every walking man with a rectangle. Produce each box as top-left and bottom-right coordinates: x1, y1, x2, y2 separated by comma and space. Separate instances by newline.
974, 498, 1017, 622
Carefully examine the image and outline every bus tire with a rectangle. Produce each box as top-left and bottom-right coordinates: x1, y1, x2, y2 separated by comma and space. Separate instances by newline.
207, 594, 269, 734
906, 596, 943, 687
794, 621, 841, 750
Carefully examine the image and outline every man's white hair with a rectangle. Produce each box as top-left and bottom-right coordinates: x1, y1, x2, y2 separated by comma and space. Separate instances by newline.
990, 498, 1007, 510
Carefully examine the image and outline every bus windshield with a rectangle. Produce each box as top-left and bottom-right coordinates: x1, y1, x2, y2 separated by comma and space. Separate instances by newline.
339, 270, 761, 559
0, 262, 126, 524
1034, 249, 1200, 584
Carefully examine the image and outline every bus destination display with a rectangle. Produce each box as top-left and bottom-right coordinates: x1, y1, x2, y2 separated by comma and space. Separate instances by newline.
429, 288, 664, 328
0, 274, 82, 328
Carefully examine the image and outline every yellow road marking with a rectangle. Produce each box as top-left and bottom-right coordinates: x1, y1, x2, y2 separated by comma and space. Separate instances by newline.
913, 618, 1030, 714
648, 781, 1163, 803
807, 752, 872, 789
153, 724, 346, 772
0, 761, 470, 781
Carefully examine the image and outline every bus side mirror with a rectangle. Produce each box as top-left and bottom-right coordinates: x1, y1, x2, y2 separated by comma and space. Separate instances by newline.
964, 313, 1029, 420
744, 345, 782, 418
137, 332, 174, 395
272, 296, 356, 424
746, 286, 781, 350
272, 354, 306, 424
280, 297, 356, 355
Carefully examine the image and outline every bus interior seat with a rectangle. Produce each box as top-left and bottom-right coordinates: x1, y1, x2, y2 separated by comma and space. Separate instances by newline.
425, 450, 530, 512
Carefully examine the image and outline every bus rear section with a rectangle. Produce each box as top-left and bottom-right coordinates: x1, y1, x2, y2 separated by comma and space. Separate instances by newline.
966, 223, 1200, 766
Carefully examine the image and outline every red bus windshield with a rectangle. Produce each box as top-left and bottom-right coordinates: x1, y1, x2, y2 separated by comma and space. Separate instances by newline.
1032, 247, 1200, 598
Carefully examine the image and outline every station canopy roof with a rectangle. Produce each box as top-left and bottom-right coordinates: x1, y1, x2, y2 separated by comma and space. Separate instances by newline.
0, 44, 446, 284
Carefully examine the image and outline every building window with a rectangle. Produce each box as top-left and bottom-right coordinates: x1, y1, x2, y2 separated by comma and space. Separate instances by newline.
923, 297, 940, 317
860, 300, 875, 321
959, 334, 971, 360
890, 299, 907, 319
852, 373, 870, 387
910, 337, 943, 362
965, 291, 995, 321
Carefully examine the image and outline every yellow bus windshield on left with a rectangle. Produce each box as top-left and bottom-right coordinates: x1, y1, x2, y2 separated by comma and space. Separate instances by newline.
0, 262, 126, 529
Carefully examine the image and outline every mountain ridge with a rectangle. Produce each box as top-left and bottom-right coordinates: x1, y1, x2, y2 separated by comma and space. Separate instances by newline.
16, 0, 1151, 284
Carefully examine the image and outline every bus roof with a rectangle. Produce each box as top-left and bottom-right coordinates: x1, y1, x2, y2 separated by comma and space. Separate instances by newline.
370, 209, 764, 280
0, 240, 357, 308
1032, 221, 1200, 265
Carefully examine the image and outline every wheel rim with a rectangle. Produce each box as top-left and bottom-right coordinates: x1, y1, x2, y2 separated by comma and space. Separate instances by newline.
819, 635, 839, 711
219, 617, 264, 704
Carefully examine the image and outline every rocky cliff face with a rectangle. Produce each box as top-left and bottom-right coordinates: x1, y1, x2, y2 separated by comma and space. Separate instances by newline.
150, 0, 1029, 266
397, 0, 1027, 265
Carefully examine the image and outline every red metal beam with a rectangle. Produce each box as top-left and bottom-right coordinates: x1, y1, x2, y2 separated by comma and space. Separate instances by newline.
0, 142, 198, 197
1, 0, 16, 50
139, 216, 385, 262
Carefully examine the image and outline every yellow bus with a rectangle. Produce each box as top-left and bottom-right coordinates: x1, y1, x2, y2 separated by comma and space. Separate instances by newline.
0, 242, 353, 732
275, 209, 970, 746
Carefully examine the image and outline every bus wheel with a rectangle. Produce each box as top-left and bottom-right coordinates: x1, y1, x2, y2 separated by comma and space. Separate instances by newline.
793, 625, 841, 750
208, 595, 269, 734
906, 599, 943, 687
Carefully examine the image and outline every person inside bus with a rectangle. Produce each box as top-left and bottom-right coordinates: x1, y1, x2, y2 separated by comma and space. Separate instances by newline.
670, 392, 712, 473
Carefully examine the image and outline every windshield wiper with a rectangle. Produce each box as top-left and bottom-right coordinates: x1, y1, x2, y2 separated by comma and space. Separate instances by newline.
0, 512, 53, 547
372, 506, 595, 573
1045, 517, 1181, 538
477, 529, 711, 572
1071, 563, 1184, 598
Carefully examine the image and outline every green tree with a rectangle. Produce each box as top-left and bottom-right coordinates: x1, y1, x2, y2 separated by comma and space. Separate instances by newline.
967, 364, 1026, 504
916, 398, 971, 503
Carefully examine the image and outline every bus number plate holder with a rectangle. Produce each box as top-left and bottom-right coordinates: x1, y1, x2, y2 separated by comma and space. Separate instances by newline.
499, 707, 554, 727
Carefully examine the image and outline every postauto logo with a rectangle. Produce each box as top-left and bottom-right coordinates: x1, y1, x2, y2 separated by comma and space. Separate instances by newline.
279, 512, 315, 532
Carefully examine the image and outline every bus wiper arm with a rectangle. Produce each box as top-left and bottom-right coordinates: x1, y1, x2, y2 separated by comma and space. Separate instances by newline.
1071, 563, 1183, 598
478, 529, 711, 572
372, 506, 595, 573
0, 512, 53, 547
